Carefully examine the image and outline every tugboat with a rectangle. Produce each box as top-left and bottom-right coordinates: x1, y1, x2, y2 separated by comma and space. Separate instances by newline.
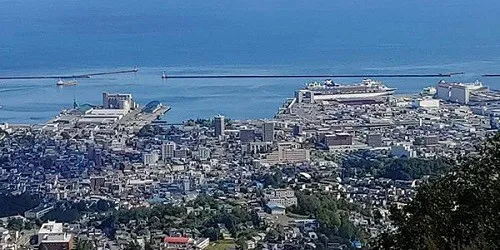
56, 78, 78, 86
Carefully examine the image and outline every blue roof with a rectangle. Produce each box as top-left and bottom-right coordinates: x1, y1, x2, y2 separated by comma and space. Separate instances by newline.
351, 240, 362, 249
148, 196, 167, 204
77, 103, 95, 113
142, 100, 161, 113
266, 202, 286, 210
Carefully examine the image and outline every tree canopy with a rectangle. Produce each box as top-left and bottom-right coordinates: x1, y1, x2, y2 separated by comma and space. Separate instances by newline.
0, 193, 40, 217
74, 239, 93, 250
377, 134, 500, 249
342, 152, 453, 180
288, 191, 363, 243
97, 198, 257, 240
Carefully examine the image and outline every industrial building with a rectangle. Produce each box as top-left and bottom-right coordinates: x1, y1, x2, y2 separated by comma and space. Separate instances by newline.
436, 80, 486, 104
102, 93, 137, 111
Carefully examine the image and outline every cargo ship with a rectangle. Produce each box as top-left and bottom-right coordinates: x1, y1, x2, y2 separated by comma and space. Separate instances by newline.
56, 79, 78, 86
295, 79, 396, 103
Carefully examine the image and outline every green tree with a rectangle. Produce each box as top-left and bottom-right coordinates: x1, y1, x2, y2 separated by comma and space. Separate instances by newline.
236, 237, 248, 250
96, 199, 111, 212
6, 218, 24, 231
24, 220, 35, 230
74, 238, 93, 250
201, 227, 220, 241
124, 240, 141, 250
0, 193, 40, 217
377, 134, 500, 249
145, 242, 154, 250
193, 194, 217, 209
316, 208, 340, 229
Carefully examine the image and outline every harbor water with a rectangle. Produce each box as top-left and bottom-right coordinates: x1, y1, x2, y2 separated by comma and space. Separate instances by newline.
2, 0, 500, 123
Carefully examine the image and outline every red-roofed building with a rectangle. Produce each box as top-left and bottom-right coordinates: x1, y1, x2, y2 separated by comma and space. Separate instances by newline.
165, 237, 189, 244
161, 237, 209, 250
163, 237, 191, 249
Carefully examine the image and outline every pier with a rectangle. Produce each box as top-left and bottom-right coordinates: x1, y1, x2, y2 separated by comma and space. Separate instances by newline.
482, 74, 500, 77
0, 68, 138, 80
162, 72, 464, 79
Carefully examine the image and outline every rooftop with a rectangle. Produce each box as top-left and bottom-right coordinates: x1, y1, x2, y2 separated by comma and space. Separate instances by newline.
41, 233, 72, 243
164, 236, 190, 244
38, 221, 63, 234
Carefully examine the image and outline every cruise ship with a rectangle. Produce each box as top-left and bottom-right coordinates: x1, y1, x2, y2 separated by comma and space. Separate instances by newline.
295, 79, 396, 103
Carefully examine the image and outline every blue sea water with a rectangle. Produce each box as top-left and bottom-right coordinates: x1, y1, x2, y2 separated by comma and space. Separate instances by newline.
1, 0, 500, 123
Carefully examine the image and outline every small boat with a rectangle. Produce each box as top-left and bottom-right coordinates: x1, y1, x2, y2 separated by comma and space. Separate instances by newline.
56, 78, 78, 86
162, 71, 167, 79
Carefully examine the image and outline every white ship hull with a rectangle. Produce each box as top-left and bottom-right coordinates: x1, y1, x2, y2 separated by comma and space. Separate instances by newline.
296, 79, 396, 103
313, 90, 395, 100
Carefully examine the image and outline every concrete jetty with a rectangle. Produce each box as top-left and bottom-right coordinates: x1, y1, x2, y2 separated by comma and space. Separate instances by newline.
0, 68, 138, 80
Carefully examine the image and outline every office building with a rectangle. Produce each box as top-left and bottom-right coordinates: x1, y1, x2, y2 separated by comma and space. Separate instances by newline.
324, 133, 353, 147
239, 129, 255, 143
262, 122, 274, 142
293, 124, 303, 136
490, 111, 500, 129
89, 148, 103, 167
263, 142, 310, 164
214, 115, 225, 137
174, 148, 189, 159
197, 146, 211, 160
162, 141, 176, 160
425, 135, 439, 145
248, 141, 273, 154
182, 178, 191, 192
90, 176, 106, 193
143, 152, 159, 165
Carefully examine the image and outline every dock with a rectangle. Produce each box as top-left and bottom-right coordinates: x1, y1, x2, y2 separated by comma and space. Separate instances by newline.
161, 72, 464, 79
115, 105, 170, 134
0, 68, 138, 80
